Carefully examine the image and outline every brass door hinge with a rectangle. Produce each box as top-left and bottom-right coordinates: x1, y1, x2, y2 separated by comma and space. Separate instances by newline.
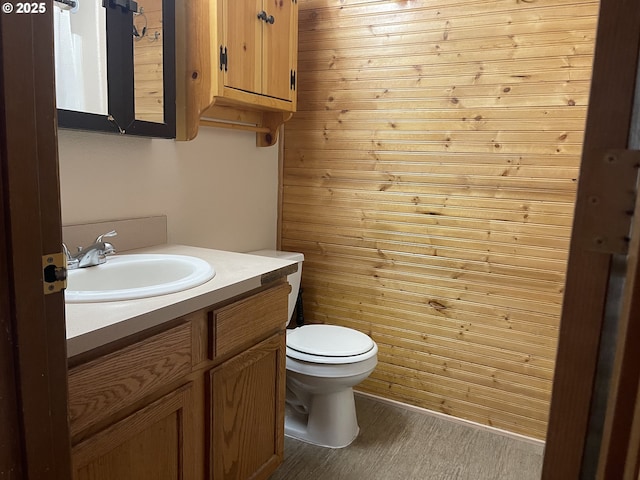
43, 252, 67, 295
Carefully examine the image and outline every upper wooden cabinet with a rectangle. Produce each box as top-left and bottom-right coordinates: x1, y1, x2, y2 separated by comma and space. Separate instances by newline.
224, 0, 296, 103
176, 0, 298, 145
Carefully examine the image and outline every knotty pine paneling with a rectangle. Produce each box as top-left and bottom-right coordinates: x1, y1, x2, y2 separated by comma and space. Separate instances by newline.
133, 0, 164, 123
281, 0, 599, 439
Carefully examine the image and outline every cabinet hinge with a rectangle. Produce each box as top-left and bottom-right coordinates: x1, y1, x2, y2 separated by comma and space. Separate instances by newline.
290, 70, 296, 90
577, 149, 640, 254
219, 46, 228, 72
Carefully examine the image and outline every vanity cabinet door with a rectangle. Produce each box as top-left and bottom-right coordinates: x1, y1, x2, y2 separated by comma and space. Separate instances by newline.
208, 333, 286, 480
71, 383, 195, 480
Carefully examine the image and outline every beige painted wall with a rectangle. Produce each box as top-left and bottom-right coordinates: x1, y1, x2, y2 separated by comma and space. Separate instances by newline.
58, 127, 278, 253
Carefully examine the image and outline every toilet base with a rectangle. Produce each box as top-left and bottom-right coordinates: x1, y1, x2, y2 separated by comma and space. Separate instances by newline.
284, 387, 360, 448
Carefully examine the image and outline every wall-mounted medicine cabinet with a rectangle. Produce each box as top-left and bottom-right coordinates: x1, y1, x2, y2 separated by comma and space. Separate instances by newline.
55, 0, 176, 138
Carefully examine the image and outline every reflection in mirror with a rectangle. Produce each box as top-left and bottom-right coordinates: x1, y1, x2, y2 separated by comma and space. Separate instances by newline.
133, 0, 164, 123
54, 0, 108, 115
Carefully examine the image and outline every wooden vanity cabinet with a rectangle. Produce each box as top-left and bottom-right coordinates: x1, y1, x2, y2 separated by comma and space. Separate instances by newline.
176, 0, 298, 145
207, 282, 289, 480
67, 281, 290, 480
68, 322, 196, 480
208, 334, 286, 480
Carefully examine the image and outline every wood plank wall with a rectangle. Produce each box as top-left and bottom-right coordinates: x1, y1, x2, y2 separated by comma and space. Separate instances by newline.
281, 0, 599, 439
133, 0, 164, 123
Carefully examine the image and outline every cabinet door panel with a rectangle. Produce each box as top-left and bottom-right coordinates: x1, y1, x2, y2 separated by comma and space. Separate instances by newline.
209, 334, 285, 480
262, 0, 295, 101
223, 0, 262, 94
72, 383, 195, 480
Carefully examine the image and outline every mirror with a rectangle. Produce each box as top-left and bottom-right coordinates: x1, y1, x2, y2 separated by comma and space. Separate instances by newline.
54, 0, 108, 115
54, 0, 175, 138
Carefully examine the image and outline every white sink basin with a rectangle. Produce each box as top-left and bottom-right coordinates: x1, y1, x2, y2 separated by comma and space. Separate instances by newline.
65, 254, 215, 303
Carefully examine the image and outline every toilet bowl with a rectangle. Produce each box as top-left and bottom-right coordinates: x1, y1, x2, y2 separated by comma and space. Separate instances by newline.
248, 249, 378, 448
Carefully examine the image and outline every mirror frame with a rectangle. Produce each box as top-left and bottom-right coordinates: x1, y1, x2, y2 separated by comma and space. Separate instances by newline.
57, 0, 176, 138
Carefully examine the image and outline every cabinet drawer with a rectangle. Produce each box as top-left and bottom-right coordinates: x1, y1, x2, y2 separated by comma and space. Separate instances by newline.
210, 282, 289, 359
68, 323, 192, 437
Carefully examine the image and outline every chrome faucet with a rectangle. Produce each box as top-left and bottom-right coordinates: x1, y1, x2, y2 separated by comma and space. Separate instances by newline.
64, 230, 117, 269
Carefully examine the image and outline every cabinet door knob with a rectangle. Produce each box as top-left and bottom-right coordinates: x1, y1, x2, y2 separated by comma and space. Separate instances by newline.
257, 10, 275, 24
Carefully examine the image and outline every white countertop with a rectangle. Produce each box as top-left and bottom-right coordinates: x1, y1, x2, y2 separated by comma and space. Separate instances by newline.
65, 244, 296, 358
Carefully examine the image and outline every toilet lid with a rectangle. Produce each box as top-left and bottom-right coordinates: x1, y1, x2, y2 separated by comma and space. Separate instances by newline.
287, 325, 374, 357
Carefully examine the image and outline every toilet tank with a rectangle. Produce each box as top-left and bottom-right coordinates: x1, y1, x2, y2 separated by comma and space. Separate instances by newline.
248, 250, 304, 323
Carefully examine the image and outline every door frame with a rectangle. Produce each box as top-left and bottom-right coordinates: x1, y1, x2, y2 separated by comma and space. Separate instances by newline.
0, 5, 71, 478
542, 1, 640, 478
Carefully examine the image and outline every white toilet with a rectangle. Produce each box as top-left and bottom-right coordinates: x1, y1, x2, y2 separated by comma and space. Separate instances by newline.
249, 250, 378, 448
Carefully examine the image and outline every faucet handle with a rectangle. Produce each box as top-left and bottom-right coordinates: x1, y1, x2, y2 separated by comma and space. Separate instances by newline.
95, 230, 118, 243
62, 243, 72, 259
103, 242, 116, 256
62, 243, 79, 270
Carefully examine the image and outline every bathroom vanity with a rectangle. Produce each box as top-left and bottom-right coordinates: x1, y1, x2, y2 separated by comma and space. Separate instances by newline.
65, 245, 295, 480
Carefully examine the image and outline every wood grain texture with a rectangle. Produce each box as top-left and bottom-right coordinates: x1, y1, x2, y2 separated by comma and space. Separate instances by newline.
67, 283, 289, 480
176, 0, 297, 141
134, 0, 164, 122
222, 0, 262, 95
211, 282, 289, 359
281, 0, 599, 439
0, 7, 72, 478
209, 333, 286, 480
68, 323, 192, 436
72, 383, 195, 480
542, 1, 640, 477
261, 0, 297, 103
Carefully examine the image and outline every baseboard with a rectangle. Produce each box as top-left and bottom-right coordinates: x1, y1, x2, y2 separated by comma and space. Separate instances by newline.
355, 390, 546, 450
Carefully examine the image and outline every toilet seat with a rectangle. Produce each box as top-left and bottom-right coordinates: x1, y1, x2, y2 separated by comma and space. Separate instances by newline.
287, 325, 377, 364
